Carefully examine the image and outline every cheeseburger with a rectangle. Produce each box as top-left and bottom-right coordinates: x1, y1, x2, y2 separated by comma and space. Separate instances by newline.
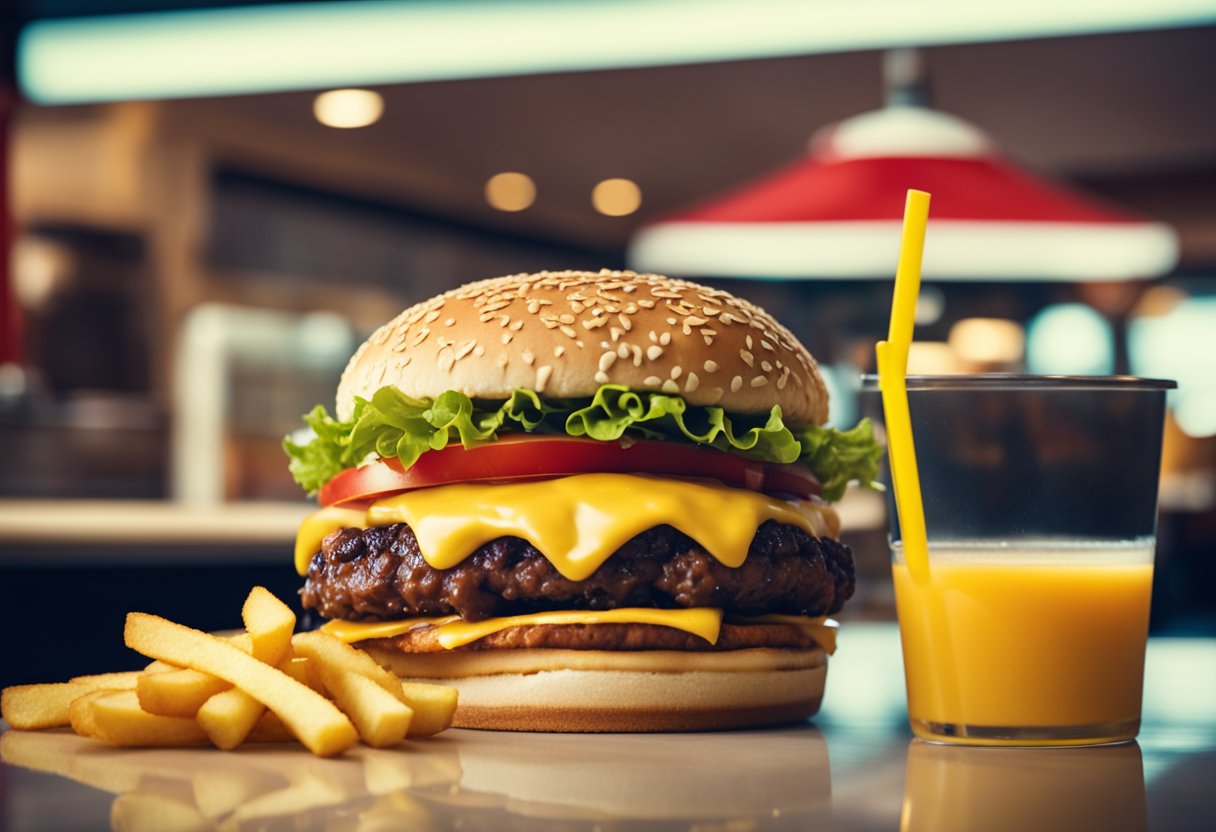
285, 270, 880, 732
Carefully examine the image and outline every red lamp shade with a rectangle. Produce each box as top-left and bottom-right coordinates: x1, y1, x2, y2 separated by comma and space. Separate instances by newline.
628, 107, 1178, 281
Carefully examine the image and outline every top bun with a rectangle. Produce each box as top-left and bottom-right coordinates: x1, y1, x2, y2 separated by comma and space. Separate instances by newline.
337, 270, 828, 425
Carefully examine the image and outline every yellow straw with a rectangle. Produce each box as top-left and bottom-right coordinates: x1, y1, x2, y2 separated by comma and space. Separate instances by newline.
876, 189, 932, 583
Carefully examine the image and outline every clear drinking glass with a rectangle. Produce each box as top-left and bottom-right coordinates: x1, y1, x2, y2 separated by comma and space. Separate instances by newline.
863, 375, 1175, 746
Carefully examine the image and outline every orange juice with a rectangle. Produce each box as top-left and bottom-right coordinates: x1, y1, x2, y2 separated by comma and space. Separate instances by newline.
892, 541, 1154, 745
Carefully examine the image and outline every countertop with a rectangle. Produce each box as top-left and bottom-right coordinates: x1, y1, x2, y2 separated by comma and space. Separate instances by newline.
3, 623, 1214, 831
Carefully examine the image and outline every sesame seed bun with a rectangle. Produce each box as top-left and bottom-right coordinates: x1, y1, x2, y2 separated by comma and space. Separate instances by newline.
336, 270, 828, 425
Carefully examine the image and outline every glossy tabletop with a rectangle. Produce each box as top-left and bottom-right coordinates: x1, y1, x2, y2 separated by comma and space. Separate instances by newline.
3, 623, 1214, 832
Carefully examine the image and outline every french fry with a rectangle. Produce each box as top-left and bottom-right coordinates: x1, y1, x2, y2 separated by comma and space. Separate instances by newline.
74, 690, 208, 747
246, 710, 295, 743
135, 633, 254, 717
292, 631, 406, 703
280, 656, 324, 694
136, 670, 229, 718
242, 586, 296, 666
197, 688, 265, 750
319, 669, 412, 748
3, 673, 147, 730
398, 683, 458, 738
124, 612, 357, 757
68, 671, 142, 689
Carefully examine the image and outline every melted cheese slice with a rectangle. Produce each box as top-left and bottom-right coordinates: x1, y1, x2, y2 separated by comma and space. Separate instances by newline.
729, 614, 838, 654
363, 473, 836, 581
321, 607, 724, 650
294, 505, 369, 575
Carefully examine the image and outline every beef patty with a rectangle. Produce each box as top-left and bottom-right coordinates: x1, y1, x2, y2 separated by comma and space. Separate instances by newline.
301, 520, 854, 622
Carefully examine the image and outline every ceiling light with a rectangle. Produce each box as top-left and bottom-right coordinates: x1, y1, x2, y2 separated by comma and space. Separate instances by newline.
947, 317, 1025, 366
18, 1, 1216, 103
484, 172, 536, 212
313, 88, 383, 128
592, 179, 642, 217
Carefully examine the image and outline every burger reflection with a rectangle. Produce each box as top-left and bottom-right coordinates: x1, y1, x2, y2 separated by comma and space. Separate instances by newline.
900, 739, 1147, 832
1, 725, 831, 831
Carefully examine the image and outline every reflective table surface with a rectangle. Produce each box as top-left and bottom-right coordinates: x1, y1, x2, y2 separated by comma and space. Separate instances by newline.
3, 623, 1214, 831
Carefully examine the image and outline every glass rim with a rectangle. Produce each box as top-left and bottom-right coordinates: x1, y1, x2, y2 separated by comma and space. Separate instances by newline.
857, 373, 1176, 392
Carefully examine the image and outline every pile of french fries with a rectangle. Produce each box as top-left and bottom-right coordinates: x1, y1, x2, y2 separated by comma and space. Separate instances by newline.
0, 587, 457, 757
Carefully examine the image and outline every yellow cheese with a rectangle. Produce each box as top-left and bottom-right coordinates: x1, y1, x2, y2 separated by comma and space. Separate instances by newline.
294, 506, 369, 575
364, 473, 837, 581
320, 607, 724, 649
728, 614, 838, 654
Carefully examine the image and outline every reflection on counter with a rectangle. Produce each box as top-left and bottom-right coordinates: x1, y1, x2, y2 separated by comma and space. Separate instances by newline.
0, 726, 832, 831
900, 740, 1147, 832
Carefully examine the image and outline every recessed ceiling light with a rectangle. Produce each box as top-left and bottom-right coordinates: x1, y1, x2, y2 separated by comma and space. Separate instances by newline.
313, 88, 383, 128
485, 172, 536, 212
592, 178, 641, 217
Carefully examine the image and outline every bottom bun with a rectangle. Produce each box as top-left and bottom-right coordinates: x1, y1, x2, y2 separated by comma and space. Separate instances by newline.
364, 645, 828, 732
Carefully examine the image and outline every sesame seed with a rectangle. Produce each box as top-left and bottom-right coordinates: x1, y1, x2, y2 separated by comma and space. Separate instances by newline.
610, 327, 623, 342
670, 366, 683, 380
648, 330, 658, 343
778, 367, 791, 389
750, 376, 768, 388
746, 335, 753, 349
685, 372, 700, 392
559, 314, 575, 324
424, 310, 442, 324
496, 354, 509, 369
703, 360, 718, 373
631, 345, 643, 367
522, 350, 535, 366
554, 345, 565, 357
510, 320, 525, 331
686, 317, 708, 327
502, 333, 513, 345
761, 360, 773, 372
761, 340, 774, 351
618, 343, 631, 359
473, 345, 486, 357
703, 335, 714, 346
731, 376, 743, 393
740, 350, 754, 368
618, 314, 632, 331
599, 352, 617, 372
647, 346, 664, 361
444, 318, 456, 327
536, 365, 553, 391
454, 340, 476, 360
576, 340, 585, 349
410, 328, 430, 346
644, 376, 662, 386
560, 326, 577, 338
666, 317, 678, 326
659, 332, 671, 346
438, 349, 455, 372
638, 299, 656, 309
594, 371, 610, 384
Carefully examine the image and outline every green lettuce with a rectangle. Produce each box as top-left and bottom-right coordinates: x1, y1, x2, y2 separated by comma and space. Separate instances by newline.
283, 384, 882, 502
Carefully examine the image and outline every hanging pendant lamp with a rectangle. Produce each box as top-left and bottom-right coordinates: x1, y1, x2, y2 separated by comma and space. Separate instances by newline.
629, 54, 1178, 282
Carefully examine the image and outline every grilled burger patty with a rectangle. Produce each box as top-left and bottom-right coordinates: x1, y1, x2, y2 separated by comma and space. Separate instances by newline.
302, 520, 855, 623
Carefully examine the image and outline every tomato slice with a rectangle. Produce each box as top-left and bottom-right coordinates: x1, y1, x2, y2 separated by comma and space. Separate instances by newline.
318, 436, 819, 506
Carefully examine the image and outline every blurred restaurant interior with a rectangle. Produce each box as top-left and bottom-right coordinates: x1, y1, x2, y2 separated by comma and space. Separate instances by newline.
0, 1, 1214, 686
